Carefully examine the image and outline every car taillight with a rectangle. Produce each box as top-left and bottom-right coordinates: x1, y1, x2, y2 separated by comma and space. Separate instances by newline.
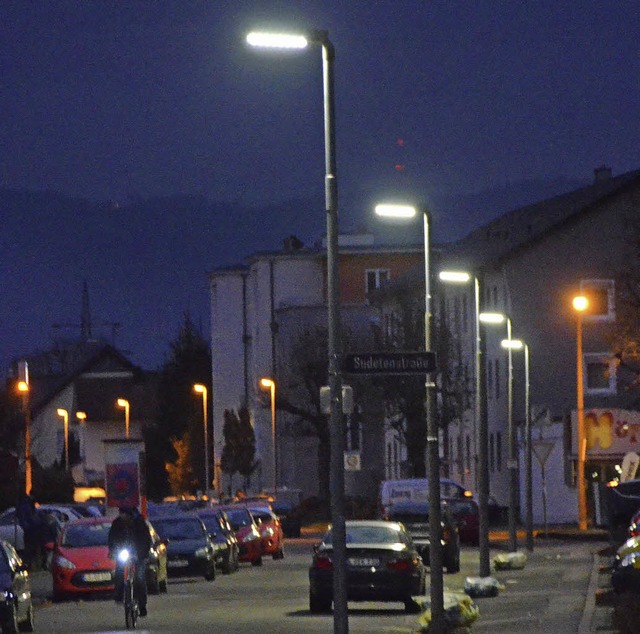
387, 558, 411, 572
313, 555, 333, 570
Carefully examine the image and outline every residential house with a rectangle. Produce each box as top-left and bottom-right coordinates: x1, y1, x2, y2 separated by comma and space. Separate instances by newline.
11, 340, 157, 488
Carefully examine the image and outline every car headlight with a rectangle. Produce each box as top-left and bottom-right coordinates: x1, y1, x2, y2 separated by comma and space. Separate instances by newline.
2, 590, 13, 601
244, 531, 259, 542
195, 547, 210, 558
261, 527, 275, 538
54, 555, 77, 570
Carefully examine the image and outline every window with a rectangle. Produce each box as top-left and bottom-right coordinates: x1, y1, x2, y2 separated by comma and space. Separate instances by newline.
365, 269, 390, 294
580, 279, 615, 322
584, 354, 616, 394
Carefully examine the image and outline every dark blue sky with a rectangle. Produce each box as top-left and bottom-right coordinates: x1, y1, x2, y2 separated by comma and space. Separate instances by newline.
1, 1, 638, 372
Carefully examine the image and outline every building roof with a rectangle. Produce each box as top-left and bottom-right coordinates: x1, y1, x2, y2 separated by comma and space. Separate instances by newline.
444, 167, 640, 270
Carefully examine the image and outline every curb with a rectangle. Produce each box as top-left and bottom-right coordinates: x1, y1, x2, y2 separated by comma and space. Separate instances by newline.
578, 550, 601, 634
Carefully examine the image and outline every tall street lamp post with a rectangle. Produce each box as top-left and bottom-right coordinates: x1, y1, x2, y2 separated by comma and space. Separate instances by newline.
573, 295, 589, 530
502, 338, 533, 551
246, 29, 347, 633
116, 398, 130, 439
438, 271, 491, 577
479, 311, 518, 552
194, 384, 210, 494
17, 367, 31, 494
376, 203, 444, 630
57, 408, 70, 472
259, 378, 278, 493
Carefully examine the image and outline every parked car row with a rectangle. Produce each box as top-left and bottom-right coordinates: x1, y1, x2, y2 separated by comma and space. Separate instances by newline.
612, 505, 640, 594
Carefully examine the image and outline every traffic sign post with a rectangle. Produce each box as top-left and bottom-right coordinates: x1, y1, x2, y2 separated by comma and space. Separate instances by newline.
343, 351, 437, 375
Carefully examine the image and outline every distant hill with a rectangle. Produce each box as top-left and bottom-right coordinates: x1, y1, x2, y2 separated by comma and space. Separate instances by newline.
0, 174, 587, 373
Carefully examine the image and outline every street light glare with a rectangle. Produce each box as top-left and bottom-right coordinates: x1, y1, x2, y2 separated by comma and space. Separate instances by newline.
246, 32, 308, 49
260, 377, 275, 388
116, 398, 128, 408
194, 383, 206, 394
17, 381, 28, 392
479, 312, 506, 324
439, 271, 471, 283
374, 203, 417, 219
573, 295, 589, 312
502, 339, 524, 350
57, 408, 67, 417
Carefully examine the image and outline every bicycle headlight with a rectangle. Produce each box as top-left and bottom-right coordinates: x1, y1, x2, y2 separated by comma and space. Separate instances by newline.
118, 549, 131, 563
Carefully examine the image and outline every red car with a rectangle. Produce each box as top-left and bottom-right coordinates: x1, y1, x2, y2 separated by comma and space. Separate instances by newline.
217, 505, 263, 566
449, 499, 480, 545
247, 505, 285, 560
50, 516, 168, 600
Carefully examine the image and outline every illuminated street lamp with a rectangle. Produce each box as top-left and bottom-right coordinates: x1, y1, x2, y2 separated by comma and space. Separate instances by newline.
573, 295, 589, 530
17, 362, 32, 494
259, 378, 277, 492
438, 270, 491, 577
479, 311, 518, 552
193, 384, 210, 493
376, 203, 445, 627
116, 398, 130, 439
502, 338, 533, 551
57, 408, 70, 472
76, 411, 87, 422
247, 28, 348, 633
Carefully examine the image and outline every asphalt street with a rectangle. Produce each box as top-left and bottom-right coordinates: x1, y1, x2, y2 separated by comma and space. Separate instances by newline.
27, 533, 613, 633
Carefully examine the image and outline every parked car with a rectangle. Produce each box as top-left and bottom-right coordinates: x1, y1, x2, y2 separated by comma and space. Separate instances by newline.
309, 520, 427, 613
218, 505, 263, 566
150, 514, 216, 580
247, 505, 285, 560
612, 546, 640, 594
449, 499, 480, 545
0, 504, 83, 553
271, 500, 302, 538
384, 501, 461, 573
197, 509, 240, 574
0, 539, 34, 632
379, 478, 472, 517
49, 516, 167, 601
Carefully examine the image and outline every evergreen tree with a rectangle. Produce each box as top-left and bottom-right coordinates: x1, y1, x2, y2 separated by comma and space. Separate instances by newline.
147, 313, 211, 499
165, 432, 198, 496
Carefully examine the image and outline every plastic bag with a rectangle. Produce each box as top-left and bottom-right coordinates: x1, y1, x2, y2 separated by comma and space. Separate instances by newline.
464, 575, 503, 598
493, 551, 527, 570
415, 590, 480, 632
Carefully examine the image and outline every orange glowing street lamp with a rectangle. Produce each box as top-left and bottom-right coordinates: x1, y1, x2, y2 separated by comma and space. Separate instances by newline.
17, 371, 32, 494
193, 384, 210, 493
57, 408, 70, 472
260, 378, 277, 492
573, 295, 589, 530
116, 398, 130, 439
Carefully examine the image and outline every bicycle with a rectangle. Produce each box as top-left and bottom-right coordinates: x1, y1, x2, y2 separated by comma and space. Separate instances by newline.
117, 548, 139, 629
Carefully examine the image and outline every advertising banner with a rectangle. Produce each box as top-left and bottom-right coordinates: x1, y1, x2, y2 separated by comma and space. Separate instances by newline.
572, 409, 640, 457
104, 439, 145, 510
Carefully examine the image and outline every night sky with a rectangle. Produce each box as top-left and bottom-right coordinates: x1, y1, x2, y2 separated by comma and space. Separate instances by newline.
1, 1, 638, 373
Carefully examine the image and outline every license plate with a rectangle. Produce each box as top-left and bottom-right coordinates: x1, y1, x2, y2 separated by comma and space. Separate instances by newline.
168, 559, 189, 568
83, 572, 112, 583
348, 557, 379, 567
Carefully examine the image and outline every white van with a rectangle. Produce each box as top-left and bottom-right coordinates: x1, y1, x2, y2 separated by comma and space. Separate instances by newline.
379, 478, 472, 517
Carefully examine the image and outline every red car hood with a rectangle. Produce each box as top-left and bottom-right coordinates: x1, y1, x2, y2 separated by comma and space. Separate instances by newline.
56, 545, 115, 570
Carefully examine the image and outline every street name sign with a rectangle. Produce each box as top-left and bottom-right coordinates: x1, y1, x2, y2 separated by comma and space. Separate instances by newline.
343, 351, 437, 375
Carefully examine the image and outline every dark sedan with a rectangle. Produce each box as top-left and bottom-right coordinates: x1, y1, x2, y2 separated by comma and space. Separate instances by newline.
309, 520, 426, 613
0, 540, 34, 633
150, 515, 216, 581
384, 501, 461, 573
197, 509, 240, 574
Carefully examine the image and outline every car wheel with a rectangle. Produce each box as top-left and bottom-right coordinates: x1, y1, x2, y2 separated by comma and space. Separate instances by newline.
18, 604, 34, 633
309, 590, 332, 613
404, 598, 421, 614
445, 550, 461, 574
2, 602, 19, 634
272, 546, 285, 560
251, 555, 263, 567
148, 570, 160, 595
204, 563, 216, 581
159, 578, 168, 593
233, 549, 240, 571
222, 551, 234, 574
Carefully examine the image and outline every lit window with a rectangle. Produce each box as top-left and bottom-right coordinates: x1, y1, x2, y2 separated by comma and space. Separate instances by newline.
584, 354, 616, 394
580, 279, 615, 322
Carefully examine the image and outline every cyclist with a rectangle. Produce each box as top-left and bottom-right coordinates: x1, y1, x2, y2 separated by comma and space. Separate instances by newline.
108, 505, 152, 617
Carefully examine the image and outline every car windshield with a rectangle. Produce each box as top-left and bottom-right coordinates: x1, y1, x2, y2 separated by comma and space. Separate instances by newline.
198, 515, 222, 535
153, 519, 205, 540
62, 522, 111, 548
324, 524, 405, 546
250, 510, 273, 523
223, 509, 252, 530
